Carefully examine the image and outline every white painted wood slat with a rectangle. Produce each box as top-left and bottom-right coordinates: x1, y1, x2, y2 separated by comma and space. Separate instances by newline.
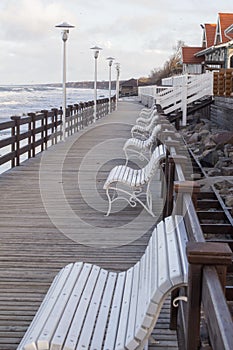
103, 272, 126, 350
115, 268, 134, 350
63, 265, 100, 350
77, 269, 108, 349
90, 272, 117, 350
125, 262, 140, 349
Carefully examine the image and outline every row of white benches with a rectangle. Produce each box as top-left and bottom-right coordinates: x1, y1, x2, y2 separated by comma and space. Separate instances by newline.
18, 106, 189, 350
103, 108, 172, 217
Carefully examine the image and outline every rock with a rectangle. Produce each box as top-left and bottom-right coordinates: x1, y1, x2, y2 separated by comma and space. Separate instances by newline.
222, 166, 233, 176
219, 188, 230, 195
225, 195, 233, 207
200, 149, 219, 167
211, 132, 233, 146
207, 168, 222, 176
214, 180, 233, 190
187, 132, 200, 144
204, 140, 216, 150
215, 157, 232, 169
199, 130, 210, 139
224, 144, 233, 157
191, 173, 202, 180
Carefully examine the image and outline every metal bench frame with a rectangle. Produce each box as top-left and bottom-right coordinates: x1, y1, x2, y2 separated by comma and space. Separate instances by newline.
17, 215, 188, 350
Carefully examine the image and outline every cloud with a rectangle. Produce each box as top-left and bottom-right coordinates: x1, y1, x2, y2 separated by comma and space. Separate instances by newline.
0, 0, 75, 41
0, 0, 232, 84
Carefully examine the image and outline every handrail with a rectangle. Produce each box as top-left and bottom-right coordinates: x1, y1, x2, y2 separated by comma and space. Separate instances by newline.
139, 73, 214, 126
0, 96, 115, 174
161, 126, 233, 349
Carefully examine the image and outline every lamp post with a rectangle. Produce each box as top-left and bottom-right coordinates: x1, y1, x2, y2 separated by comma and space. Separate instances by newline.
55, 21, 75, 141
115, 62, 120, 110
106, 57, 114, 113
90, 46, 102, 122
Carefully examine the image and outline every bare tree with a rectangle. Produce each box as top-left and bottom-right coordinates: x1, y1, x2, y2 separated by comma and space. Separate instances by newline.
149, 40, 185, 85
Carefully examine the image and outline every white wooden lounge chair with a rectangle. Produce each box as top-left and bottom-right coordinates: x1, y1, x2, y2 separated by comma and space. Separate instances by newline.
103, 144, 166, 217
17, 215, 188, 350
123, 124, 162, 164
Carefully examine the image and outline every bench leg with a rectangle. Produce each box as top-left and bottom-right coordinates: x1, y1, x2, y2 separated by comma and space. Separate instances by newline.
105, 187, 113, 216
105, 185, 155, 217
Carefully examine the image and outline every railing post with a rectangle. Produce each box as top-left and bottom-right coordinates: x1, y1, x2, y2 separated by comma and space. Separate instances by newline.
41, 110, 48, 150
163, 155, 175, 218
74, 104, 79, 132
174, 181, 200, 213
28, 113, 36, 157
181, 74, 188, 127
52, 108, 59, 145
186, 242, 232, 350
67, 105, 73, 136
11, 116, 21, 167
162, 152, 187, 218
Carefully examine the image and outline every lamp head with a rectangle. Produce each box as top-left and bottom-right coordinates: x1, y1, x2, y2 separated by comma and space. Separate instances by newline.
90, 46, 103, 59
55, 22, 75, 41
106, 57, 115, 66
55, 21, 75, 29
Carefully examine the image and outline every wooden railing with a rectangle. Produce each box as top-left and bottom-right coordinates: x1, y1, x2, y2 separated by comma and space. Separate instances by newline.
161, 132, 233, 349
213, 68, 233, 97
0, 97, 115, 174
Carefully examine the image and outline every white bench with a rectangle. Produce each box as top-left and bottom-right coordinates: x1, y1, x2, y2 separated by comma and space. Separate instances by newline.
135, 110, 158, 127
103, 144, 166, 217
123, 124, 162, 164
131, 115, 159, 139
17, 215, 188, 350
139, 104, 157, 118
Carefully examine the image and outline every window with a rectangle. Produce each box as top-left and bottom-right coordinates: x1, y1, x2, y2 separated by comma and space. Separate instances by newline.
230, 55, 233, 68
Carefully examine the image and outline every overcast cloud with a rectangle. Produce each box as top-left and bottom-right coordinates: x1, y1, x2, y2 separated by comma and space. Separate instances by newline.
0, 0, 232, 84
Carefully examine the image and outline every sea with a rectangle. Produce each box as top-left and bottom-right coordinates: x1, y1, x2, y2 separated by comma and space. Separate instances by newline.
0, 84, 111, 174
0, 84, 109, 122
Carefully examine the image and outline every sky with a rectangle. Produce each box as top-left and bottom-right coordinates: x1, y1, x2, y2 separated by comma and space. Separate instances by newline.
0, 0, 232, 85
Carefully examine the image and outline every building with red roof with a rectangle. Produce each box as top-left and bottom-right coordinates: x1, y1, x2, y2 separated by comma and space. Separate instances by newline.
182, 12, 233, 72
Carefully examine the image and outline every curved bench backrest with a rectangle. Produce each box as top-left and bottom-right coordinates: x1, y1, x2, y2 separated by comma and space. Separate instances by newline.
144, 144, 166, 183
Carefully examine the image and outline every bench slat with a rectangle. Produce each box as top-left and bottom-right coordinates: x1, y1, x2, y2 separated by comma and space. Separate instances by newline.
77, 269, 108, 349
125, 262, 140, 349
115, 268, 134, 350
63, 265, 100, 350
90, 272, 117, 349
103, 272, 126, 349
175, 216, 189, 282
148, 229, 159, 315
165, 216, 183, 286
135, 252, 152, 341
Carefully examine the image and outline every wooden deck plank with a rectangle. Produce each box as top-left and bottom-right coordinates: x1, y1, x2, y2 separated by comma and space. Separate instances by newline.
0, 101, 176, 349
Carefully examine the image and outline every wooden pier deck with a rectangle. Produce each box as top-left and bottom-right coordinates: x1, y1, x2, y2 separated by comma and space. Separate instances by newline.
0, 101, 178, 349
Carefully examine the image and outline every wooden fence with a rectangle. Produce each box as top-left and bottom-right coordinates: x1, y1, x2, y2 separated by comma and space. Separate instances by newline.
213, 69, 233, 97
0, 97, 115, 173
162, 136, 233, 349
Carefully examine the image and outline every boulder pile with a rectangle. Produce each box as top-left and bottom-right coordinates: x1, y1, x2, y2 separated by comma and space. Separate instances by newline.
181, 115, 233, 216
